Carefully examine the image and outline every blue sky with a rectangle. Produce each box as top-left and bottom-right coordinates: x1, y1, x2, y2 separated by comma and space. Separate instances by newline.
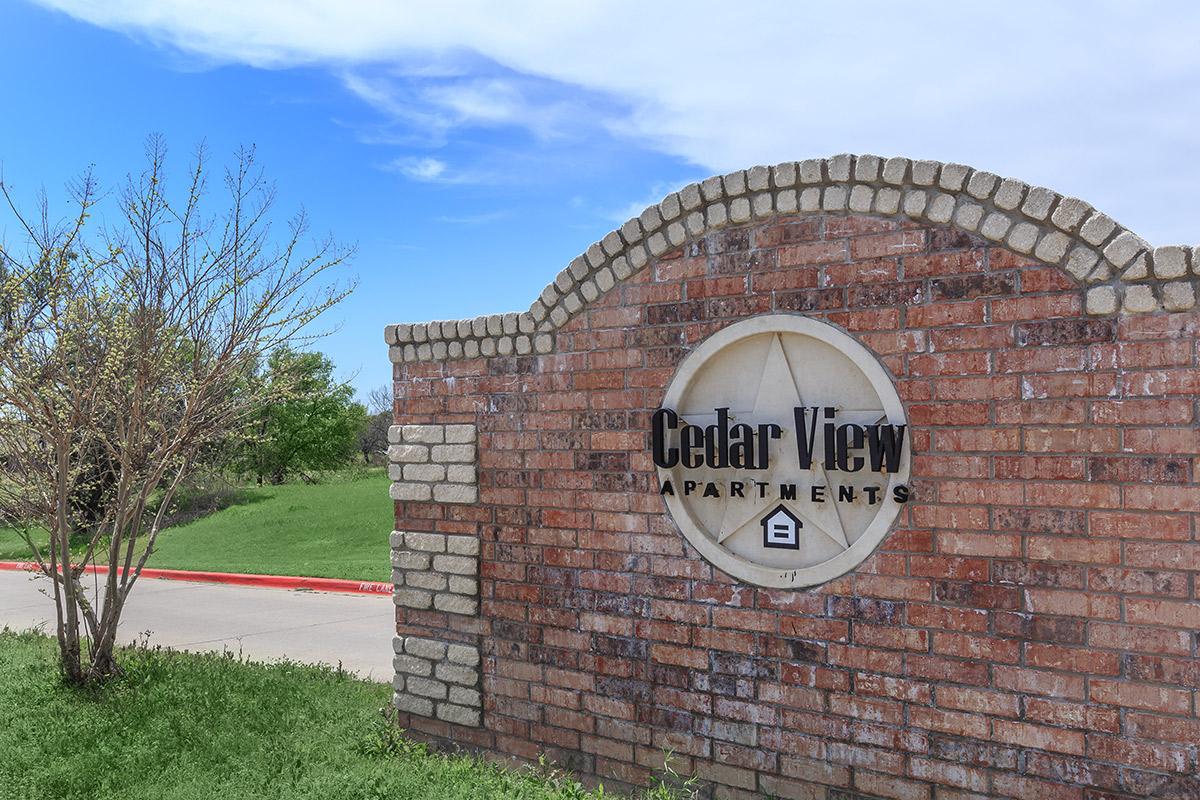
3, 1, 1200, 399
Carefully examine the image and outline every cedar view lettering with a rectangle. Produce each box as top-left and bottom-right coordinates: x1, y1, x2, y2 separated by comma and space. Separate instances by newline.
652, 405, 910, 505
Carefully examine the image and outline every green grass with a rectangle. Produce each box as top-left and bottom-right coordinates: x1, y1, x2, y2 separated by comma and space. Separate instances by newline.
0, 630, 691, 800
147, 469, 393, 582
0, 526, 34, 560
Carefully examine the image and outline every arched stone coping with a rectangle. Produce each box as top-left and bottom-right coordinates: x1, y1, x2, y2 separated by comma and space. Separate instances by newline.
385, 154, 1199, 363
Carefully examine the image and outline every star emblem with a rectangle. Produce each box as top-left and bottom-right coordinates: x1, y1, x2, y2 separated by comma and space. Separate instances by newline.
666, 333, 887, 553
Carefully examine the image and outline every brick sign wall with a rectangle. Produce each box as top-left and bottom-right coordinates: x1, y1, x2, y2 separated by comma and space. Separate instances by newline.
385, 155, 1200, 799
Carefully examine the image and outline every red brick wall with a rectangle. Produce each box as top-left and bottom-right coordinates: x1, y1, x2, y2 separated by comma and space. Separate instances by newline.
392, 213, 1200, 799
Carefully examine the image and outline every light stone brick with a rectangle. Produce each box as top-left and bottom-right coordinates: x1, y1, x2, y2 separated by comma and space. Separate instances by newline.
874, 187, 900, 215
538, 285, 559, 310
404, 532, 447, 552
562, 292, 583, 314
1153, 246, 1190, 279
434, 593, 478, 615
821, 186, 847, 211
723, 170, 747, 196
436, 662, 480, 686
386, 347, 404, 364
902, 190, 928, 218
1103, 231, 1146, 269
393, 692, 433, 717
798, 159, 823, 184
746, 165, 770, 191
1064, 246, 1100, 280
600, 230, 623, 257
620, 218, 642, 244
1193, 247, 1200, 275
384, 325, 399, 345
534, 333, 554, 354
515, 335, 531, 355
447, 536, 480, 556
799, 188, 821, 212
394, 588, 433, 609
403, 463, 446, 482
389, 443, 429, 463
679, 182, 703, 209
433, 554, 478, 575
750, 193, 772, 219
853, 154, 881, 182
770, 161, 797, 188
1162, 281, 1196, 311
776, 190, 798, 214
446, 464, 476, 484
392, 636, 406, 654
848, 185, 874, 213
666, 221, 686, 246
827, 154, 852, 182
966, 171, 998, 200
938, 163, 969, 191
1051, 196, 1091, 232
447, 342, 463, 359
390, 482, 432, 502
993, 179, 1026, 211
700, 175, 724, 202
405, 637, 447, 660
1123, 284, 1158, 313
386, 464, 402, 482
953, 202, 984, 232
705, 203, 728, 227
979, 212, 1012, 242
392, 550, 431, 571
448, 686, 482, 707
456, 320, 472, 339
411, 324, 429, 344
480, 336, 499, 356
729, 197, 751, 223
579, 281, 599, 302
389, 531, 406, 549
1079, 213, 1117, 247
567, 256, 590, 281
434, 484, 478, 504
448, 576, 478, 595
406, 571, 448, 592
463, 340, 480, 358
1122, 254, 1149, 280
446, 644, 481, 667
911, 160, 939, 186
391, 674, 405, 693
685, 211, 705, 236
432, 444, 474, 463
647, 232, 669, 256
416, 344, 432, 361
443, 424, 475, 444
1034, 231, 1070, 264
394, 324, 414, 344
437, 704, 480, 727
882, 157, 909, 185
1021, 186, 1056, 220
406, 676, 448, 700
1088, 261, 1113, 283
430, 342, 448, 360
401, 424, 443, 444
502, 312, 519, 335
394, 654, 433, 676
926, 193, 955, 224
595, 267, 615, 292
1005, 222, 1039, 254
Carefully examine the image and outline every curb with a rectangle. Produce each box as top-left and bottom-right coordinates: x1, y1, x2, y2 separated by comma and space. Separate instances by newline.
0, 561, 392, 597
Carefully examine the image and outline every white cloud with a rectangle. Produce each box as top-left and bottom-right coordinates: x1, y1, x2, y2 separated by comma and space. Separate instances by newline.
389, 156, 447, 182
34, 0, 1200, 242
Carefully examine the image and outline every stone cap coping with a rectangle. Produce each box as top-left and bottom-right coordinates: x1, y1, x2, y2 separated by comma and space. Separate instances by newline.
386, 154, 1199, 363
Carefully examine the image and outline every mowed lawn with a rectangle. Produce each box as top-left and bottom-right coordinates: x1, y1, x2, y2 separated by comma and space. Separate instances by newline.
0, 470, 393, 581
149, 470, 393, 581
0, 631, 651, 800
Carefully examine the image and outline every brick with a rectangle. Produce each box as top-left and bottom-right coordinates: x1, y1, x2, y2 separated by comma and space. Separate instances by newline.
1089, 680, 1192, 714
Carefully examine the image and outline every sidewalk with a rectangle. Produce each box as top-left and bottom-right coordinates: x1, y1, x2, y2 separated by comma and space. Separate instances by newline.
0, 569, 396, 681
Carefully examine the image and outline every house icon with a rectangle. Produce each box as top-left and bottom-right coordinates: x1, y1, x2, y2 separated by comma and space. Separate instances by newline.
760, 504, 802, 549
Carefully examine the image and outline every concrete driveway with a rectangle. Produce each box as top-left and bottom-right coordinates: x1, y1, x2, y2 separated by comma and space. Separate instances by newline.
0, 570, 395, 682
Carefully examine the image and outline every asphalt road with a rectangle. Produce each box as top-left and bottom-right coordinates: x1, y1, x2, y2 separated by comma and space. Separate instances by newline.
0, 570, 396, 682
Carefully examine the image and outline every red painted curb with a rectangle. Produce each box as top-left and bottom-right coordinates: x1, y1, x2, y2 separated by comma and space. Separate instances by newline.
0, 561, 392, 596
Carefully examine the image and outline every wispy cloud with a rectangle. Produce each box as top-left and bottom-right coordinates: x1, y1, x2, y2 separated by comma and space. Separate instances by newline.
33, 0, 1200, 242
433, 210, 510, 225
388, 156, 447, 182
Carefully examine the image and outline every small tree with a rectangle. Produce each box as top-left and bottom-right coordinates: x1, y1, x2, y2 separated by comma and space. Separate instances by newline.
0, 138, 353, 685
238, 347, 366, 484
357, 385, 393, 465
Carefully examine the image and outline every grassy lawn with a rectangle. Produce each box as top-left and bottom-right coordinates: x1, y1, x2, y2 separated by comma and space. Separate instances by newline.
0, 469, 393, 581
148, 469, 393, 582
0, 630, 685, 800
